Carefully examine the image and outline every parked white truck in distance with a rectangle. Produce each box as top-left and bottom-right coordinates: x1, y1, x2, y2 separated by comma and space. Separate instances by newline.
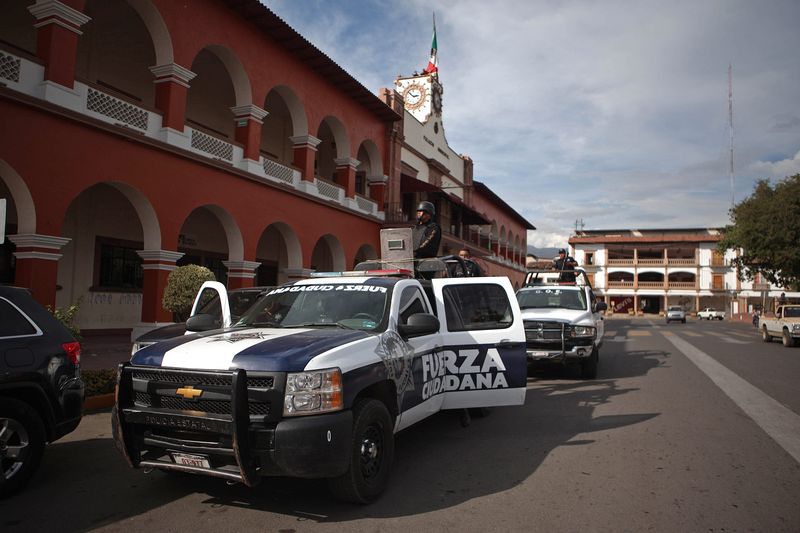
760, 305, 800, 347
697, 308, 725, 320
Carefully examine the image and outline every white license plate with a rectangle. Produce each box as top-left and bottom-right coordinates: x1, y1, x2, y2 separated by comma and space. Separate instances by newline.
171, 453, 210, 468
528, 351, 550, 357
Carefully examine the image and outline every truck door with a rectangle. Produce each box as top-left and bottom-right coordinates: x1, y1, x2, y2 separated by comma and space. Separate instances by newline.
392, 281, 444, 431
431, 277, 527, 409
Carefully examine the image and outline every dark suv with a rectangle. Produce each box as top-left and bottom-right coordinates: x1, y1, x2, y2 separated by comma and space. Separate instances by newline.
0, 286, 84, 497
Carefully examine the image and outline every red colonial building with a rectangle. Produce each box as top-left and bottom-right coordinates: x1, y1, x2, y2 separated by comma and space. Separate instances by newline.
1, 0, 535, 336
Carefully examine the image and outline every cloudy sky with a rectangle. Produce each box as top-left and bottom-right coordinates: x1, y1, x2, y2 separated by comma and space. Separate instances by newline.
267, 0, 800, 247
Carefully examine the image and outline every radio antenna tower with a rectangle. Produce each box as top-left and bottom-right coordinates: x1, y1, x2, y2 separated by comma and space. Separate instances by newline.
728, 64, 735, 209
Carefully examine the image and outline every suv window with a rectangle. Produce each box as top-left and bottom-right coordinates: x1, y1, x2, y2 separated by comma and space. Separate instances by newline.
0, 297, 40, 338
443, 284, 513, 331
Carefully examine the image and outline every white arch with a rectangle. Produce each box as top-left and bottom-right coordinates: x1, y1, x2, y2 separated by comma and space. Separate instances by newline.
127, 0, 174, 65
319, 116, 350, 160
200, 204, 244, 261
106, 181, 161, 249
356, 139, 383, 176
269, 85, 308, 137
266, 221, 303, 271
205, 44, 252, 106
0, 159, 36, 234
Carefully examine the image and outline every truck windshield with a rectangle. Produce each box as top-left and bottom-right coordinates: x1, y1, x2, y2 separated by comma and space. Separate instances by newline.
235, 283, 389, 332
517, 288, 587, 311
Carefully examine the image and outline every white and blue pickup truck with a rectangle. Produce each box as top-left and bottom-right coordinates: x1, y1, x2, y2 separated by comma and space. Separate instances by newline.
112, 270, 526, 503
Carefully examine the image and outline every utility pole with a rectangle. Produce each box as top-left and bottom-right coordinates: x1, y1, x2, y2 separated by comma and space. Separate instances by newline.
728, 64, 735, 210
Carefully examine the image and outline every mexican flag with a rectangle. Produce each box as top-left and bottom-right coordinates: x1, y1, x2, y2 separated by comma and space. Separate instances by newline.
423, 20, 438, 74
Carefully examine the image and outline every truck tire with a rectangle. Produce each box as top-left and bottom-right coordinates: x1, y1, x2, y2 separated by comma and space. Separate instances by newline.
783, 329, 797, 348
762, 326, 772, 343
328, 398, 394, 504
0, 397, 46, 498
580, 347, 599, 380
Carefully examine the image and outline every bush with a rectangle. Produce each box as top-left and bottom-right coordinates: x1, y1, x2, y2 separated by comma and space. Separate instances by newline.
162, 264, 216, 321
47, 297, 82, 340
83, 368, 117, 396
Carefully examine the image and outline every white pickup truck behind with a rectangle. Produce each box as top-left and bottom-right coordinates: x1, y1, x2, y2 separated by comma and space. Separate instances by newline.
697, 308, 725, 320
112, 271, 526, 503
760, 304, 800, 347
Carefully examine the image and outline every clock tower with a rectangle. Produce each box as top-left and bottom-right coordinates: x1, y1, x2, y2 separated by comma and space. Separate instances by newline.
395, 73, 443, 124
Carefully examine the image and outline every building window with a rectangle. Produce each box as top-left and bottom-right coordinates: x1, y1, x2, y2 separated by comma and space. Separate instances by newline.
585, 252, 594, 265
355, 171, 366, 195
96, 237, 143, 290
712, 274, 724, 290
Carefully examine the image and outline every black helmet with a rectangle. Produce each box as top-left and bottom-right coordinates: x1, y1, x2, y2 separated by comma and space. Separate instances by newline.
558, 248, 567, 254
417, 201, 435, 215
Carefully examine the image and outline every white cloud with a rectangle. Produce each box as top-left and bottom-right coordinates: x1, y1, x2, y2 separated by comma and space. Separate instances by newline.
266, 0, 800, 247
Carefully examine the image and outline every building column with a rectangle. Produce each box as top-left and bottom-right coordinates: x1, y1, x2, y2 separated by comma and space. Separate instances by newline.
335, 157, 360, 199
291, 135, 322, 182
28, 0, 90, 89
231, 105, 268, 162
149, 63, 196, 132
136, 250, 184, 323
223, 260, 261, 290
9, 234, 71, 308
367, 174, 388, 212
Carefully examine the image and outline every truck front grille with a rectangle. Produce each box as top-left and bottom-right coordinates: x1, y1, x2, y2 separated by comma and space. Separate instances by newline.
125, 367, 284, 423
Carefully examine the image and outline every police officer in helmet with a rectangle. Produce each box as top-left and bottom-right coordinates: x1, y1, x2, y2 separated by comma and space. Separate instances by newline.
412, 201, 442, 259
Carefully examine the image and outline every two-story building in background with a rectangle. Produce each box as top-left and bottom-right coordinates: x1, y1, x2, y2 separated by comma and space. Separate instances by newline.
569, 228, 798, 317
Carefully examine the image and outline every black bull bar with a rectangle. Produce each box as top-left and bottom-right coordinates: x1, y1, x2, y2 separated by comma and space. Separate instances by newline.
111, 362, 261, 487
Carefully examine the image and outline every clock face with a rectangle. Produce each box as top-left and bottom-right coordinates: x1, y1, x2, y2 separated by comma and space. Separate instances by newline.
402, 83, 427, 110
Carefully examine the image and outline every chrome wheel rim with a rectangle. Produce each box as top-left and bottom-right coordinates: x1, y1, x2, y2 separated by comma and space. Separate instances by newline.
0, 417, 29, 480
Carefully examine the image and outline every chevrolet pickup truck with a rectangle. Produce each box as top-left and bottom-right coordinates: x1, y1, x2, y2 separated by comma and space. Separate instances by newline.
112, 270, 526, 503
760, 304, 800, 347
516, 269, 607, 379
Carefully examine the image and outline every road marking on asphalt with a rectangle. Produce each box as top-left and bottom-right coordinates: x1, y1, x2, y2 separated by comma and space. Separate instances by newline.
628, 330, 652, 337
605, 330, 618, 336
663, 333, 800, 465
606, 335, 627, 342
683, 331, 702, 337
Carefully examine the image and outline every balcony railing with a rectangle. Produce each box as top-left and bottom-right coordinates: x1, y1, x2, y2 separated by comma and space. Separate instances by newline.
608, 258, 635, 266
1, 48, 385, 221
667, 258, 695, 265
637, 258, 665, 266
637, 281, 664, 288
669, 282, 697, 289
608, 281, 635, 288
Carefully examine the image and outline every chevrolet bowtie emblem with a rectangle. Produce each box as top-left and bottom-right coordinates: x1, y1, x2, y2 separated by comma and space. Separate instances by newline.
176, 385, 203, 399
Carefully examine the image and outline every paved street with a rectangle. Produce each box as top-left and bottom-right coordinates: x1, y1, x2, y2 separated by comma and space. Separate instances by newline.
2, 317, 799, 532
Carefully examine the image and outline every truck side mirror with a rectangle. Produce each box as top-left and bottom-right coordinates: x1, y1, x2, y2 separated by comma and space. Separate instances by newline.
185, 313, 219, 332
398, 313, 440, 339
595, 302, 608, 312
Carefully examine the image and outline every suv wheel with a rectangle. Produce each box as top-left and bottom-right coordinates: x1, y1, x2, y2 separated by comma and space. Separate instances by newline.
762, 326, 772, 343
0, 398, 46, 498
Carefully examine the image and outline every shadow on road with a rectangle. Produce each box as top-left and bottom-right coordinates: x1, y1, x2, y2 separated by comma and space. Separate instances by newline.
0, 341, 665, 528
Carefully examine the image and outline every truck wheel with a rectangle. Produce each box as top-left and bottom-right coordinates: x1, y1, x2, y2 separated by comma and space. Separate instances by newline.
762, 326, 772, 343
782, 330, 797, 348
0, 398, 46, 498
580, 347, 599, 380
328, 399, 394, 504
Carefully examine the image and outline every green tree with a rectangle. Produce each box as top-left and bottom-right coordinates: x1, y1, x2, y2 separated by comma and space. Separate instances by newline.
162, 264, 216, 321
719, 174, 800, 290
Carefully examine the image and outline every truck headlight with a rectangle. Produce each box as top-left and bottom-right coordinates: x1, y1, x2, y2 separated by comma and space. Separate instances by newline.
568, 326, 596, 338
792, 324, 800, 331
284, 368, 343, 416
